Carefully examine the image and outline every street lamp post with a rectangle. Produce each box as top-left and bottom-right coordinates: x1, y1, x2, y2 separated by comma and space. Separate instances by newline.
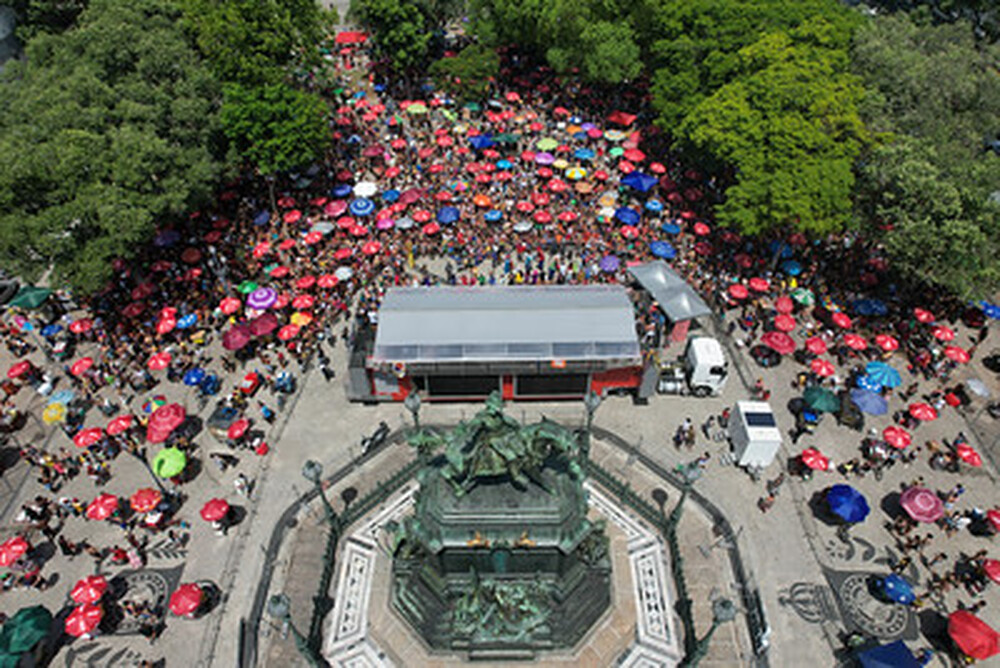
302, 459, 337, 527
404, 391, 422, 431
582, 390, 602, 459
267, 593, 321, 666
682, 598, 737, 667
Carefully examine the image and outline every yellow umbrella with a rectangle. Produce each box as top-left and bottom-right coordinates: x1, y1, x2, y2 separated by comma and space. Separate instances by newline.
599, 193, 618, 208
291, 311, 313, 327
565, 167, 587, 181
552, 158, 569, 170
43, 403, 66, 424
605, 130, 626, 141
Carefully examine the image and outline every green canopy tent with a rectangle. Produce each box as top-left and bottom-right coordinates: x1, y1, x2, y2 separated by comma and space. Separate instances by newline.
8, 286, 50, 310
803, 386, 840, 413
0, 605, 52, 667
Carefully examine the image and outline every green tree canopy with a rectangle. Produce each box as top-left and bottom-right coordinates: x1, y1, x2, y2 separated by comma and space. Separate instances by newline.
0, 0, 222, 294
677, 19, 868, 235
352, 0, 433, 73
429, 44, 500, 103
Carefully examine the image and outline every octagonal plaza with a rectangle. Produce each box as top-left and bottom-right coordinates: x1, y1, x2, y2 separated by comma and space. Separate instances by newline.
257, 427, 755, 668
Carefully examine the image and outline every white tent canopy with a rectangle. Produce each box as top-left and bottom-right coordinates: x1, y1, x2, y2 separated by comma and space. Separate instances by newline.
628, 260, 712, 322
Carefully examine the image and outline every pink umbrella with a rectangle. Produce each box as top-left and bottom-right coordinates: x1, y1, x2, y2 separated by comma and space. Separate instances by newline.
149, 403, 185, 434
222, 325, 251, 350
900, 487, 944, 523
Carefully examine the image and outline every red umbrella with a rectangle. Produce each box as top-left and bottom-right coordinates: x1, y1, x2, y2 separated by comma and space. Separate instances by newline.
270, 265, 290, 278
169, 583, 204, 616
956, 442, 982, 467
944, 346, 970, 364
734, 253, 753, 268
422, 222, 441, 236
132, 282, 155, 300
620, 226, 639, 240
283, 210, 301, 224
159, 307, 177, 320
303, 231, 323, 246
291, 294, 314, 310
982, 559, 1000, 584
278, 324, 300, 341
883, 426, 911, 449
273, 293, 291, 310
200, 498, 230, 522
748, 277, 769, 292
349, 224, 368, 237
333, 248, 353, 261
222, 325, 251, 351
909, 403, 938, 421
249, 313, 279, 337
761, 331, 796, 355
106, 414, 133, 436
156, 318, 176, 335
775, 296, 794, 314
129, 488, 162, 513
73, 427, 104, 449
86, 493, 119, 521
774, 314, 796, 332
69, 319, 93, 334
534, 210, 552, 224
932, 326, 955, 341
362, 240, 382, 255
913, 308, 935, 324
727, 284, 749, 300
623, 148, 645, 162
219, 297, 241, 315
949, 610, 1000, 660
70, 357, 94, 376
7, 360, 32, 379
693, 222, 711, 236
227, 419, 250, 440
531, 191, 550, 206
515, 201, 534, 213
278, 238, 296, 250
181, 248, 202, 264
831, 312, 852, 329
899, 487, 944, 523
147, 352, 171, 371
801, 448, 829, 471
65, 603, 103, 637
412, 209, 432, 223
71, 575, 108, 604
844, 334, 868, 351
810, 358, 835, 377
252, 242, 271, 258
805, 337, 828, 355
149, 403, 185, 434
875, 334, 899, 352
318, 274, 339, 289
0, 536, 29, 566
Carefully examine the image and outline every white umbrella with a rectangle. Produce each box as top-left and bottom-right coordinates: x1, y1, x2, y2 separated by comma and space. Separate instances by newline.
354, 181, 378, 198
334, 266, 354, 281
966, 378, 990, 398
310, 222, 334, 235
513, 221, 533, 233
395, 216, 415, 230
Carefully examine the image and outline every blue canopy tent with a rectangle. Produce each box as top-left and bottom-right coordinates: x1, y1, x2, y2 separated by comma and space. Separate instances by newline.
621, 171, 658, 193
827, 484, 870, 523
615, 207, 640, 226
855, 640, 921, 668
850, 388, 888, 415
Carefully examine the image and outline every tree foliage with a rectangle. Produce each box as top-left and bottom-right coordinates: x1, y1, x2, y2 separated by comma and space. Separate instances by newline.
0, 0, 222, 294
851, 14, 1000, 297
428, 44, 500, 103
352, 0, 434, 73
10, 0, 88, 41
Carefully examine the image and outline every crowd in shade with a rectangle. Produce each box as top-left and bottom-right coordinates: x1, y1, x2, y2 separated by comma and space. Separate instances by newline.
0, 41, 999, 663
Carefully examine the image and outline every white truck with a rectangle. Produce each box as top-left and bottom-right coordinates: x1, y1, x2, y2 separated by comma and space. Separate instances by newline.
656, 337, 729, 398
730, 400, 782, 469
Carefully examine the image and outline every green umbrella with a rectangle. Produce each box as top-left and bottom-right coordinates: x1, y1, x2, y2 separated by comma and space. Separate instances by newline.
152, 448, 186, 478
0, 605, 52, 655
803, 386, 840, 413
8, 286, 51, 310
406, 103, 428, 114
237, 280, 258, 294
494, 133, 520, 144
791, 287, 815, 305
536, 137, 558, 151
464, 102, 481, 111
441, 109, 456, 121
609, 147, 625, 157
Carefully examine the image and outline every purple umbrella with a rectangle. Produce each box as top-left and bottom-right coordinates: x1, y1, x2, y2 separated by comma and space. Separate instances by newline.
599, 255, 620, 272
900, 487, 944, 523
222, 325, 251, 351
246, 287, 278, 310
376, 218, 394, 230
535, 152, 555, 165
248, 313, 279, 337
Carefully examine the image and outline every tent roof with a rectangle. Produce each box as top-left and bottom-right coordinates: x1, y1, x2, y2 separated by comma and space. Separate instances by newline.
627, 260, 712, 322
373, 286, 640, 363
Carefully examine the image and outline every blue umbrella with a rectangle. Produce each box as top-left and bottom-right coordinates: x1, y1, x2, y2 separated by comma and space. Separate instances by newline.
373, 83, 385, 92
437, 206, 460, 224
615, 207, 640, 225
346, 134, 362, 144
330, 184, 353, 198
850, 388, 888, 415
856, 375, 883, 393
645, 199, 664, 213
41, 324, 63, 338
855, 640, 921, 668
496, 159, 513, 169
768, 239, 794, 259
661, 222, 681, 235
852, 298, 889, 316
827, 484, 870, 523
865, 361, 902, 388
252, 210, 271, 226
349, 198, 375, 216
621, 171, 657, 193
650, 241, 676, 259
154, 230, 180, 247
574, 148, 595, 161
599, 255, 620, 272
780, 260, 802, 276
980, 301, 1000, 319
176, 313, 198, 329
469, 134, 494, 150
878, 574, 915, 605
382, 189, 400, 203
484, 210, 503, 222
183, 368, 206, 387
48, 389, 75, 406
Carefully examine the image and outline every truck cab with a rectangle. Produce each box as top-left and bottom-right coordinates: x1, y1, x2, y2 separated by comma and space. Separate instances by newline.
684, 337, 728, 397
